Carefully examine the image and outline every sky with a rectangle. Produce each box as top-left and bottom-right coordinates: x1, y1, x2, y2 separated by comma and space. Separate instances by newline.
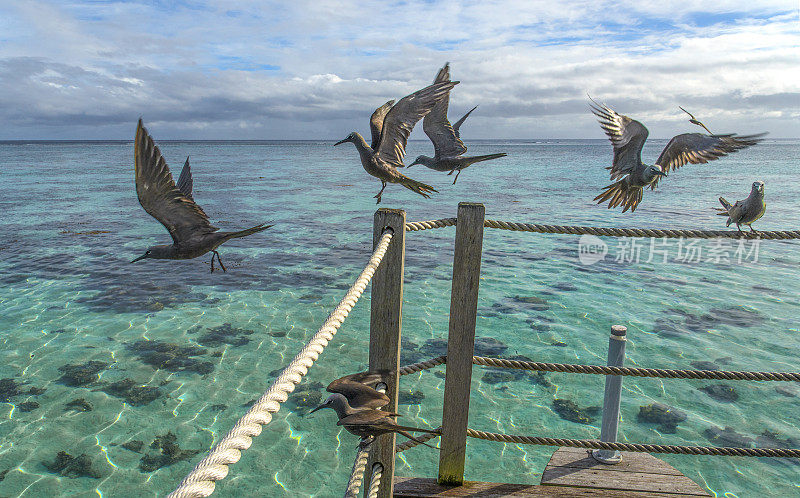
0, 1, 797, 140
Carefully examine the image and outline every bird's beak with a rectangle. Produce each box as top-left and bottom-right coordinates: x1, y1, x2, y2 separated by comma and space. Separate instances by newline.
131, 254, 147, 263
656, 170, 667, 177
309, 404, 325, 414
408, 161, 418, 168
333, 138, 347, 146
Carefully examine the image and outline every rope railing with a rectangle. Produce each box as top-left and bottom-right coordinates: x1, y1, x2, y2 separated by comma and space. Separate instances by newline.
168, 230, 395, 498
395, 428, 442, 453
465, 429, 800, 458
343, 442, 372, 498
365, 463, 384, 498
397, 354, 800, 382
405, 217, 800, 240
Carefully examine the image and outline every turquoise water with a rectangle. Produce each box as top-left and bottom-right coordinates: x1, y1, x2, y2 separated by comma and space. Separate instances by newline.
0, 138, 798, 497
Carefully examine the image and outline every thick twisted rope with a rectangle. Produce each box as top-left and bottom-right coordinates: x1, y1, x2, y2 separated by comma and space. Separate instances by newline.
405, 217, 800, 239
343, 442, 372, 498
471, 356, 800, 381
366, 463, 384, 498
398, 356, 447, 376
395, 428, 442, 453
465, 429, 800, 457
169, 230, 394, 498
398, 355, 800, 381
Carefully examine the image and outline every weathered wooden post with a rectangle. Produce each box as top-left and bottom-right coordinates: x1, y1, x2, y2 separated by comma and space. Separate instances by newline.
438, 202, 485, 485
365, 208, 405, 498
592, 324, 628, 464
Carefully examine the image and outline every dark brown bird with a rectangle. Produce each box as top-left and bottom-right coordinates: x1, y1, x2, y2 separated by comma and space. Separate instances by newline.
131, 119, 272, 272
334, 80, 458, 204
408, 63, 507, 184
310, 392, 439, 448
590, 98, 765, 213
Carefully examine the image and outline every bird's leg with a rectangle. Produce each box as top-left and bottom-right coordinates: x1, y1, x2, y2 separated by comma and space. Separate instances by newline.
213, 251, 227, 272
452, 169, 462, 185
736, 223, 743, 235
749, 225, 760, 237
447, 169, 454, 175
210, 252, 216, 273
374, 181, 386, 205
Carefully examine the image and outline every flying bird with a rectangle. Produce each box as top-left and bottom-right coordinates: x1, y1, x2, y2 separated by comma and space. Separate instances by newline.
590, 98, 765, 213
679, 106, 713, 134
408, 63, 507, 184
132, 119, 272, 272
334, 80, 458, 204
716, 181, 766, 234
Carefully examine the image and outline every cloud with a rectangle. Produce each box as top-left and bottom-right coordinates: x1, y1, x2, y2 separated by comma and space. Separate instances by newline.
0, 1, 797, 139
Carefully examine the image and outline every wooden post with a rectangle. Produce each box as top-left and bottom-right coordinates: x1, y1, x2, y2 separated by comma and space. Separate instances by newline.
365, 208, 405, 498
438, 202, 485, 485
592, 324, 628, 464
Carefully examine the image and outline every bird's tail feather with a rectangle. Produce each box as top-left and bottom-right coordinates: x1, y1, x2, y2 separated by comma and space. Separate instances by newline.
397, 175, 438, 199
593, 180, 643, 213
718, 197, 732, 212
396, 430, 439, 449
223, 223, 273, 240
463, 153, 507, 166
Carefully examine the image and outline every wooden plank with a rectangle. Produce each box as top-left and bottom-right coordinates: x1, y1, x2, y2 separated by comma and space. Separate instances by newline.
438, 202, 485, 486
541, 468, 708, 495
394, 477, 689, 497
545, 447, 683, 476
541, 448, 708, 496
365, 208, 406, 498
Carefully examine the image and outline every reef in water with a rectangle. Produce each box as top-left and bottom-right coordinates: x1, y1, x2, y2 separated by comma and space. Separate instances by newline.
700, 384, 739, 403
44, 451, 102, 478
637, 403, 688, 433
188, 323, 255, 347
552, 398, 600, 425
65, 398, 93, 412
704, 426, 754, 447
128, 340, 214, 375
0, 378, 45, 402
139, 432, 201, 473
56, 361, 109, 387
96, 379, 161, 406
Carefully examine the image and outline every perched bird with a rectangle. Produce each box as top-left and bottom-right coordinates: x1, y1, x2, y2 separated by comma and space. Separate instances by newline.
311, 392, 439, 448
334, 80, 458, 204
132, 119, 272, 272
679, 106, 713, 134
590, 98, 765, 213
325, 371, 393, 412
716, 181, 766, 234
408, 63, 507, 184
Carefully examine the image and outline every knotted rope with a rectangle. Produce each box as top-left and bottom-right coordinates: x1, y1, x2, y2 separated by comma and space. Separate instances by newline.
169, 230, 394, 498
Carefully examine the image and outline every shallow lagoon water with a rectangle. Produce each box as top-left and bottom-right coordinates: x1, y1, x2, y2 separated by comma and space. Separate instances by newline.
0, 138, 799, 496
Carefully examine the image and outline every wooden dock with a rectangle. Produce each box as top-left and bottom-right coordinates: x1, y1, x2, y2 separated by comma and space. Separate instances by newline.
393, 446, 709, 497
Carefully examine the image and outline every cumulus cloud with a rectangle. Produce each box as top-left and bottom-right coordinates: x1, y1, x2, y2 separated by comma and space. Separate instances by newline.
0, 1, 797, 139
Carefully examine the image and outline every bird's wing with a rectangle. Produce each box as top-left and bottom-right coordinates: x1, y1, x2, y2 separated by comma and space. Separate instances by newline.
422, 64, 467, 159
337, 409, 393, 427
452, 105, 478, 139
134, 119, 218, 243
589, 99, 649, 180
655, 133, 766, 173
375, 80, 459, 168
327, 379, 390, 409
337, 370, 394, 387
175, 156, 193, 199
369, 100, 395, 150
